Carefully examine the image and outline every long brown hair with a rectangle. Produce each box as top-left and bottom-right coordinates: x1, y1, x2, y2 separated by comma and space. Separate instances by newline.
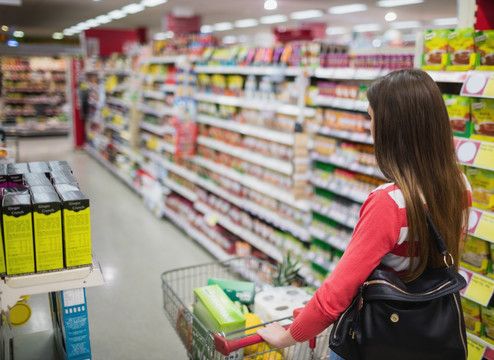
366, 68, 468, 282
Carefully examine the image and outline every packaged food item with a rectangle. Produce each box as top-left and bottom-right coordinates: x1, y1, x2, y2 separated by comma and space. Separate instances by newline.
443, 94, 473, 137
461, 297, 482, 335
423, 29, 452, 70
447, 27, 477, 71
466, 167, 494, 211
482, 306, 494, 340
460, 236, 490, 273
471, 98, 494, 141
475, 30, 494, 70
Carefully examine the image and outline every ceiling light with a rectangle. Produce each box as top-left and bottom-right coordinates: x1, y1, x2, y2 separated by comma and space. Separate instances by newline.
213, 22, 233, 31
290, 9, 323, 20
373, 39, 382, 47
264, 0, 277, 11
329, 4, 367, 15
6, 39, 19, 47
234, 18, 259, 28
377, 0, 423, 7
390, 20, 422, 29
108, 10, 127, 19
354, 23, 381, 32
63, 29, 76, 36
141, 0, 167, 6
69, 27, 82, 34
326, 27, 347, 36
0, 0, 21, 5
52, 32, 64, 40
260, 14, 288, 24
122, 3, 145, 14
201, 25, 213, 33
223, 36, 237, 44
13, 30, 24, 38
385, 12, 397, 22
75, 22, 90, 31
433, 17, 458, 26
85, 19, 100, 28
1, 25, 8, 31
95, 15, 112, 24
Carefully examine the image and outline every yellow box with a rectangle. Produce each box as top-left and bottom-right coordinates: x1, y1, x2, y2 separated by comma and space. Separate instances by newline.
59, 190, 91, 268
32, 192, 64, 272
2, 194, 35, 275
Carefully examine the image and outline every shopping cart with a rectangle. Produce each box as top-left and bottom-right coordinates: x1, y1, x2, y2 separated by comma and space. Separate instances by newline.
161, 257, 331, 360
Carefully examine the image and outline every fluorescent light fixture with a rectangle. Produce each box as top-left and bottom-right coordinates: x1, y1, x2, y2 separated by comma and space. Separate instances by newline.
433, 17, 458, 26
95, 15, 112, 24
154, 32, 167, 40
264, 0, 277, 10
7, 39, 19, 47
234, 18, 259, 28
1, 25, 8, 31
329, 3, 367, 14
260, 14, 288, 24
52, 32, 64, 40
13, 30, 24, 38
0, 0, 21, 5
354, 23, 381, 32
70, 27, 82, 34
238, 35, 249, 43
390, 20, 422, 29
213, 22, 233, 31
141, 0, 167, 6
377, 0, 423, 7
122, 3, 145, 14
326, 26, 347, 36
223, 36, 237, 44
290, 9, 323, 20
63, 29, 76, 36
85, 19, 100, 28
373, 39, 382, 47
75, 22, 90, 31
201, 25, 213, 33
108, 10, 127, 19
385, 12, 397, 22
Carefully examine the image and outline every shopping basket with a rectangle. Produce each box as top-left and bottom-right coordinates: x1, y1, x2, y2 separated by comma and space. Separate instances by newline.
161, 257, 331, 360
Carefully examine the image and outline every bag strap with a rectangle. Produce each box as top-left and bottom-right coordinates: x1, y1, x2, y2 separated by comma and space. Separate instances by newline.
425, 211, 454, 266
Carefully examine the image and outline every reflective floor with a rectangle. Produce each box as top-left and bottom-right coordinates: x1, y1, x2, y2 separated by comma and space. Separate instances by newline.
9, 136, 213, 359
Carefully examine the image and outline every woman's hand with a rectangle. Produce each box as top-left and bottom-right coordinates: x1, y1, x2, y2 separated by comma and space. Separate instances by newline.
257, 322, 297, 348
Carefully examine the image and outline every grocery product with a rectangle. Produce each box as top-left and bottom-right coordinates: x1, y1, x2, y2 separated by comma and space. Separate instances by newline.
466, 167, 494, 211
443, 94, 473, 137
471, 98, 494, 141
475, 30, 494, 70
447, 27, 477, 71
207, 278, 256, 305
461, 297, 481, 335
423, 29, 452, 70
460, 236, 490, 273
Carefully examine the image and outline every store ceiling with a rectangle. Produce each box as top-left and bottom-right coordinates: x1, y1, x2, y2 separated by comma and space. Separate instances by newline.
0, 0, 458, 41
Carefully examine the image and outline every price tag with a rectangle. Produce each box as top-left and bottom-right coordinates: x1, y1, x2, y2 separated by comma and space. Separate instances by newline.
474, 142, 494, 170
476, 211, 494, 242
456, 139, 481, 165
460, 71, 493, 98
467, 337, 485, 360
465, 273, 494, 306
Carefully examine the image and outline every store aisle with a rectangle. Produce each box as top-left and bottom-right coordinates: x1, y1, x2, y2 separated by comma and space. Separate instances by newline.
13, 137, 214, 359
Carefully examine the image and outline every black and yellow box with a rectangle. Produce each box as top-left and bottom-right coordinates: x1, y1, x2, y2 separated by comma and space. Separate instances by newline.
23, 172, 52, 187
2, 194, 35, 275
59, 190, 92, 268
32, 192, 64, 272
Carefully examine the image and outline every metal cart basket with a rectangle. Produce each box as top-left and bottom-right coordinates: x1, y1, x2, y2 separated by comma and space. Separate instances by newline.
161, 257, 331, 360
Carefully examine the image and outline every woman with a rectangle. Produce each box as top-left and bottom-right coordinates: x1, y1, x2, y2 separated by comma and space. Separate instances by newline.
257, 68, 471, 359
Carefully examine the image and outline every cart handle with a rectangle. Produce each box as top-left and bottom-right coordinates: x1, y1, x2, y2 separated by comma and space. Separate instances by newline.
214, 308, 316, 356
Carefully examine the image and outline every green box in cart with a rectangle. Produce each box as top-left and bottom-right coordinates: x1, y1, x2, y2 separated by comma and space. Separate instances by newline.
207, 278, 255, 305
193, 284, 245, 359
58, 190, 92, 268
32, 192, 64, 272
2, 194, 34, 275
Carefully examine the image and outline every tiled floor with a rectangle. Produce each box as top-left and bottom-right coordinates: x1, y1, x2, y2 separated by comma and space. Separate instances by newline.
9, 136, 213, 359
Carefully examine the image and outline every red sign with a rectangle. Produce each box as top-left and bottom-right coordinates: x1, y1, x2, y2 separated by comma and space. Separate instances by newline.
165, 14, 201, 35
70, 58, 85, 148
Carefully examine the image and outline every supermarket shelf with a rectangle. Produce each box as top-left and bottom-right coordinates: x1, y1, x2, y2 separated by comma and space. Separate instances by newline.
311, 205, 358, 229
105, 122, 125, 133
142, 150, 197, 183
194, 202, 283, 262
314, 67, 384, 80
141, 133, 176, 153
140, 121, 176, 136
106, 97, 130, 108
466, 332, 494, 353
138, 102, 177, 118
311, 178, 369, 204
311, 152, 386, 180
104, 69, 132, 76
455, 137, 494, 172
113, 143, 144, 163
317, 126, 373, 145
163, 178, 198, 202
192, 156, 310, 211
196, 114, 295, 145
468, 208, 494, 244
160, 84, 178, 92
144, 56, 179, 64
426, 71, 468, 83
194, 65, 309, 77
459, 267, 494, 307
141, 90, 165, 100
197, 136, 294, 175
309, 227, 349, 252
0, 257, 104, 312
193, 92, 316, 117
313, 95, 369, 112
161, 205, 232, 261
85, 145, 142, 196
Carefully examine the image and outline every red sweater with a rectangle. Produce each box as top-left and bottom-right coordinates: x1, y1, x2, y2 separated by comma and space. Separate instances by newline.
289, 182, 471, 342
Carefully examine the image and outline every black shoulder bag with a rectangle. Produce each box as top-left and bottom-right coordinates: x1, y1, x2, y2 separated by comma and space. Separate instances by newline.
329, 213, 468, 360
